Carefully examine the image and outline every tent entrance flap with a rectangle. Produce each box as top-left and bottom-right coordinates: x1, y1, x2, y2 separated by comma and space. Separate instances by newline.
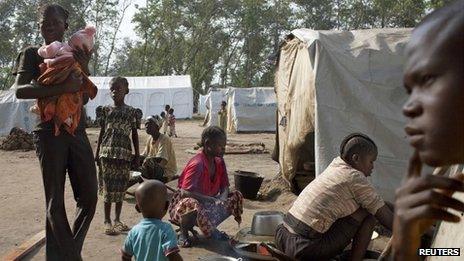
275, 28, 412, 202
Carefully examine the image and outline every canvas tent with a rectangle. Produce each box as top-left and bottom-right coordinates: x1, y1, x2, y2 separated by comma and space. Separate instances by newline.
275, 28, 412, 202
85, 76, 193, 120
226, 87, 276, 132
0, 90, 38, 136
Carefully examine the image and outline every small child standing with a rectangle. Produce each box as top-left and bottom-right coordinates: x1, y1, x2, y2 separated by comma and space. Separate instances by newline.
95, 77, 142, 235
168, 108, 177, 137
121, 180, 182, 261
218, 101, 227, 131
163, 105, 170, 134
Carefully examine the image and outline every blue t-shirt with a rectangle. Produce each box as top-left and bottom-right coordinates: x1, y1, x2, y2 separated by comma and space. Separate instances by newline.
123, 218, 179, 261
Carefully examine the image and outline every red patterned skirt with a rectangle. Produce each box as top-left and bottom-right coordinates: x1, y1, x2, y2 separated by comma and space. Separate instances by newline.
168, 190, 243, 237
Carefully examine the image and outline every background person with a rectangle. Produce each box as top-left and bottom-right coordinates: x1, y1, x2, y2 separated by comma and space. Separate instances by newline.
218, 101, 227, 131
275, 133, 393, 260
95, 76, 142, 235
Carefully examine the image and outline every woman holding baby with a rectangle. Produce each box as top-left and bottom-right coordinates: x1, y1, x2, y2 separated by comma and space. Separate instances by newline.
13, 4, 96, 261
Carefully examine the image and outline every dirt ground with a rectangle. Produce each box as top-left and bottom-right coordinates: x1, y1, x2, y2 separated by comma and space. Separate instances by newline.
0, 119, 286, 260
0, 119, 388, 260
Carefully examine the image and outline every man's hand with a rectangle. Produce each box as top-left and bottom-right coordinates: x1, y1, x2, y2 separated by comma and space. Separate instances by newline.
73, 46, 92, 75
392, 151, 464, 260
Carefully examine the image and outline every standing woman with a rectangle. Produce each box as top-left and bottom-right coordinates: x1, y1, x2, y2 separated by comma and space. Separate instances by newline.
13, 4, 97, 261
95, 77, 142, 235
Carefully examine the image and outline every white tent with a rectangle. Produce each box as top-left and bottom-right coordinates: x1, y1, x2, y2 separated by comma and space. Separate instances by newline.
275, 28, 412, 201
226, 87, 276, 132
86, 76, 193, 119
0, 90, 38, 136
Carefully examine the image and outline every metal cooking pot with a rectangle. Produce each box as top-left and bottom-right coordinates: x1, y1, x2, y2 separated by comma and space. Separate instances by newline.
251, 211, 284, 236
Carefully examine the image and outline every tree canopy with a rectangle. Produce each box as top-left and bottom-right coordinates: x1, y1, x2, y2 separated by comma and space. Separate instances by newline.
0, 0, 454, 95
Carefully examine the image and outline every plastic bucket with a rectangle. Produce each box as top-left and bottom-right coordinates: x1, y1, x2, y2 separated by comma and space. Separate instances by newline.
233, 171, 264, 200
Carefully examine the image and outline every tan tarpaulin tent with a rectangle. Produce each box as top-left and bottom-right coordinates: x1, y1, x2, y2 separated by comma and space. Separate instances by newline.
275, 28, 412, 201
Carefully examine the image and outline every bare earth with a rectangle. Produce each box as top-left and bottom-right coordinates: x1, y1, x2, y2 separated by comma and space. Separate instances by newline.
0, 119, 388, 260
0, 119, 289, 260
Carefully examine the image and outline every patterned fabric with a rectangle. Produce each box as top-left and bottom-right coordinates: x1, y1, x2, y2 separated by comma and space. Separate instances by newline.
288, 157, 385, 233
12, 46, 86, 132
36, 38, 98, 136
177, 151, 229, 197
97, 161, 104, 195
141, 157, 166, 182
96, 105, 142, 161
100, 158, 130, 203
168, 190, 243, 237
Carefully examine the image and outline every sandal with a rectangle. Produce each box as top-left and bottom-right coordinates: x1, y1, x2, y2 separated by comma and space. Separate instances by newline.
113, 221, 130, 232
211, 230, 229, 241
178, 234, 192, 248
104, 222, 118, 235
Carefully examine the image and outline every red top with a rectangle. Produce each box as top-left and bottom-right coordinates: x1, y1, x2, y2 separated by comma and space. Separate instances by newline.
177, 151, 229, 197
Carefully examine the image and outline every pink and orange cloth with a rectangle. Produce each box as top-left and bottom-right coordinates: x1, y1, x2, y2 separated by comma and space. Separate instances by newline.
35, 26, 98, 136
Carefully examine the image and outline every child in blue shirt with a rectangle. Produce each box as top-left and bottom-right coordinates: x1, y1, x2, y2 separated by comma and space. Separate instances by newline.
121, 180, 182, 261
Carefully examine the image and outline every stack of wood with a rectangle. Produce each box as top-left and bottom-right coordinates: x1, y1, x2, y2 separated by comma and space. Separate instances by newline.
0, 127, 34, 151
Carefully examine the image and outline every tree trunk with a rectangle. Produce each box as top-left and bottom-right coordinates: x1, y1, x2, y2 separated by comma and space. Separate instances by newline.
104, 0, 132, 75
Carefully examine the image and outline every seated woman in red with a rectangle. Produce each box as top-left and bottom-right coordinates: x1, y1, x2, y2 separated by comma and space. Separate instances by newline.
168, 126, 243, 247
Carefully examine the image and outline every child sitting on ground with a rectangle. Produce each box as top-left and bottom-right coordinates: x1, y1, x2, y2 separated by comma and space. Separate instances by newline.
34, 25, 97, 136
168, 108, 177, 137
275, 133, 393, 260
121, 180, 182, 261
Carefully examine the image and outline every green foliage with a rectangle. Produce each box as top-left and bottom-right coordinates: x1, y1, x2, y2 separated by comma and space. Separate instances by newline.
0, 0, 123, 89
0, 0, 455, 92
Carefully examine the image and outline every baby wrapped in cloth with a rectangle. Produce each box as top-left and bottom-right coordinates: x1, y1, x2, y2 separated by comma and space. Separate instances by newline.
35, 25, 98, 135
